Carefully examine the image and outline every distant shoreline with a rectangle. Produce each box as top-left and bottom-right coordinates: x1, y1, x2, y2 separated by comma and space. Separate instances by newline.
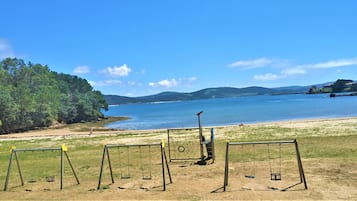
2, 116, 357, 141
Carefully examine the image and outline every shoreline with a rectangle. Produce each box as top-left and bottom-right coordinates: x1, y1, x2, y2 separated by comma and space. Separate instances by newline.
1, 116, 357, 141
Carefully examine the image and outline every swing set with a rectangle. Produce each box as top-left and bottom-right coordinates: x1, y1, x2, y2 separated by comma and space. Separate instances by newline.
223, 139, 307, 191
241, 143, 282, 180
166, 111, 215, 164
97, 141, 172, 191
3, 145, 80, 191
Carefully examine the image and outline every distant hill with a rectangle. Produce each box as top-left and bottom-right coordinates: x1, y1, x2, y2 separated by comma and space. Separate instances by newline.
104, 85, 311, 105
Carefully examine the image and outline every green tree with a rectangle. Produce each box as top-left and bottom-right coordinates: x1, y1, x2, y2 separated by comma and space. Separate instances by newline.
0, 58, 108, 133
332, 79, 353, 93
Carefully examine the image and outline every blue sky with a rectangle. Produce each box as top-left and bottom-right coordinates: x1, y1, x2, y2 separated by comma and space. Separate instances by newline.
1, 0, 357, 96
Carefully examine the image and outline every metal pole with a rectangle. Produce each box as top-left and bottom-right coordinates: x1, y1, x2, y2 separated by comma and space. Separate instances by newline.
294, 140, 308, 189
106, 147, 115, 184
14, 147, 61, 152
211, 128, 215, 162
64, 152, 80, 185
97, 146, 107, 190
106, 143, 161, 148
4, 150, 15, 191
228, 140, 296, 146
160, 143, 166, 191
13, 151, 24, 187
60, 148, 63, 190
163, 148, 172, 184
223, 142, 230, 191
197, 111, 204, 160
167, 129, 172, 162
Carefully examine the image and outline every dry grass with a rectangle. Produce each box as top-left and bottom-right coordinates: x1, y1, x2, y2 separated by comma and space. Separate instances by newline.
0, 117, 356, 200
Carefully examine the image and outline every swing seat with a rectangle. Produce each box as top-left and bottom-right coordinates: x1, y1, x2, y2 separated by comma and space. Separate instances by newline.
245, 175, 255, 179
121, 176, 131, 179
270, 173, 281, 181
142, 177, 152, 180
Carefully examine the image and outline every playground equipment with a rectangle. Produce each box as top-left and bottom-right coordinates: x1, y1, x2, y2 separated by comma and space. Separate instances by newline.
97, 141, 172, 191
167, 111, 215, 165
222, 139, 307, 191
3, 145, 80, 191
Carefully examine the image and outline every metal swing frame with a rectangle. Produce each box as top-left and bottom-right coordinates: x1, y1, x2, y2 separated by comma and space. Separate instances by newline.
223, 139, 307, 192
3, 146, 80, 191
97, 142, 172, 191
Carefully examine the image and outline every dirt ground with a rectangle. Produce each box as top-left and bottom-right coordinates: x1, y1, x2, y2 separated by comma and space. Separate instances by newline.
1, 158, 356, 200
0, 118, 357, 200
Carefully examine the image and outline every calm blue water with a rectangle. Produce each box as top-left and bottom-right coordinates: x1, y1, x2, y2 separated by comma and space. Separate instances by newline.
104, 94, 357, 130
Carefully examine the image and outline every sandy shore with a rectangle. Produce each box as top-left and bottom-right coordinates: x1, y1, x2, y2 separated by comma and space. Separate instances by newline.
1, 116, 357, 141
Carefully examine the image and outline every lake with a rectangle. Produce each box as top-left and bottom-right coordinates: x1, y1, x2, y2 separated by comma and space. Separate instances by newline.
104, 94, 357, 130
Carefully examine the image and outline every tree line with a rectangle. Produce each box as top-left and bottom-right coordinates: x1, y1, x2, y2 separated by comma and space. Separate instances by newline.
308, 79, 357, 94
0, 58, 108, 134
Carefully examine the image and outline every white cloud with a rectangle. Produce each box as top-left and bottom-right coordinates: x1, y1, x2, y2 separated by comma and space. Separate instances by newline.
281, 67, 306, 76
102, 64, 131, 77
158, 79, 177, 87
254, 73, 280, 81
73, 65, 90, 74
186, 76, 198, 81
230, 57, 357, 82
0, 39, 15, 59
228, 58, 275, 69
89, 79, 122, 87
149, 78, 178, 88
303, 58, 357, 69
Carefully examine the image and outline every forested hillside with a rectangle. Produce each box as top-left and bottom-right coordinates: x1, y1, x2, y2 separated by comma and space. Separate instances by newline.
104, 86, 310, 105
0, 58, 108, 134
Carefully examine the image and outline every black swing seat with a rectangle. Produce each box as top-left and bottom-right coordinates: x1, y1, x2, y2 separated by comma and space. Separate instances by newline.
142, 177, 152, 180
121, 176, 131, 179
270, 173, 281, 181
245, 175, 255, 179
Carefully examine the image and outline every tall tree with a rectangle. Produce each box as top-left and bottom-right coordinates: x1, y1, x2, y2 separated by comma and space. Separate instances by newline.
0, 58, 108, 134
